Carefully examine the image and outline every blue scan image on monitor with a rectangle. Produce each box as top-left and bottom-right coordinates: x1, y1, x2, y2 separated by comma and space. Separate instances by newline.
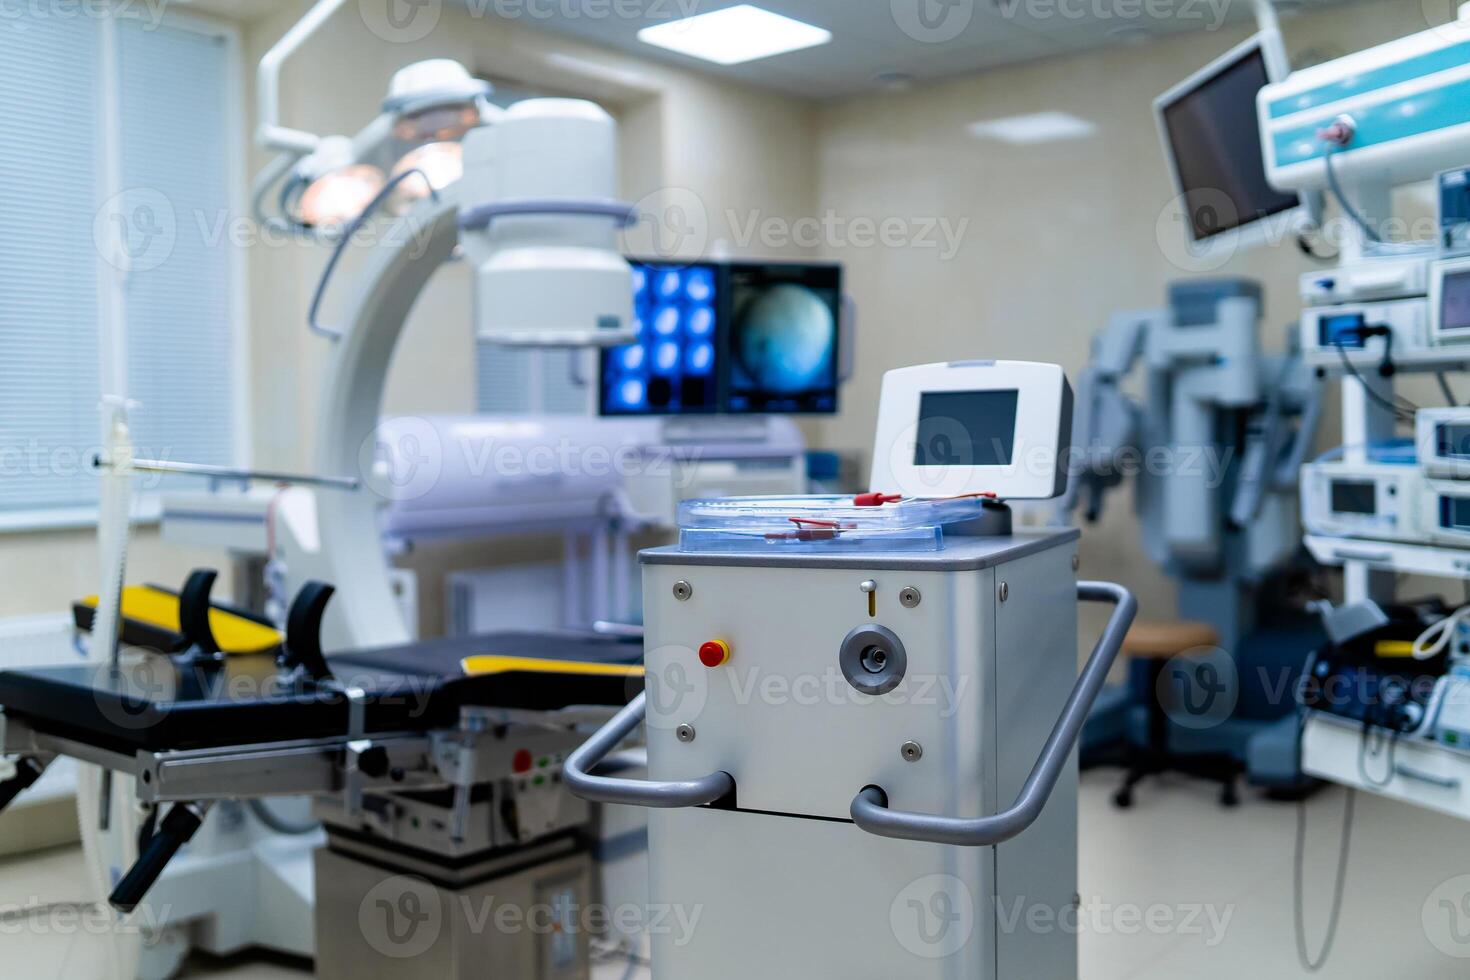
726, 263, 840, 414
600, 260, 841, 416
602, 263, 720, 415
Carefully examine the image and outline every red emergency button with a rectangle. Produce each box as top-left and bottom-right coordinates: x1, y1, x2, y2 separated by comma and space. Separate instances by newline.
699, 639, 731, 668
513, 749, 533, 774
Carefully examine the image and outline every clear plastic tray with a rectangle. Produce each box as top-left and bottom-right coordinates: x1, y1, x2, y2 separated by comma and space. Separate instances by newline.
677, 495, 991, 553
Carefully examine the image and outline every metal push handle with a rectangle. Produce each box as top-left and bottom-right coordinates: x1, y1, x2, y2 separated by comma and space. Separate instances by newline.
850, 581, 1137, 847
563, 692, 735, 808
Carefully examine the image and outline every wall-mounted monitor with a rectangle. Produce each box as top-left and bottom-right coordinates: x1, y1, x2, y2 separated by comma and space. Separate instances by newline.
1155, 32, 1307, 258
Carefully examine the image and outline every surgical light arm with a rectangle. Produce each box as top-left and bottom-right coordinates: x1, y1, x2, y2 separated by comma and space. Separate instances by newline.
256, 0, 348, 155
251, 0, 349, 228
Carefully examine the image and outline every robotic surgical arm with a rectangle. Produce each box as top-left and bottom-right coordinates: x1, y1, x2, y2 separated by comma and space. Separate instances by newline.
1060, 311, 1152, 523
1061, 280, 1322, 580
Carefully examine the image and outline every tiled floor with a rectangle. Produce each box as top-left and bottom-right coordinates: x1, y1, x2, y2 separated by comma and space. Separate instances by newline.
5, 771, 1470, 978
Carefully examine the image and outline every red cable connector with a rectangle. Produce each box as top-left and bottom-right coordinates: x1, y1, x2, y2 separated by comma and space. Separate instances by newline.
1316, 115, 1357, 147
853, 492, 903, 507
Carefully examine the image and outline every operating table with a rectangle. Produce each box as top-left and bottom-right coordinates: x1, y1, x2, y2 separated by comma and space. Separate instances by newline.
0, 571, 643, 978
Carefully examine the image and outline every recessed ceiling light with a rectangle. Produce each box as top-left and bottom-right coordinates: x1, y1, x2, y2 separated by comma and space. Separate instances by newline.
637, 4, 832, 66
967, 111, 1097, 145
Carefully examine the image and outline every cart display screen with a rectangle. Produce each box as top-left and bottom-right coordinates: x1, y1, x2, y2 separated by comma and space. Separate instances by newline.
913, 390, 1019, 467
1330, 480, 1376, 516
1438, 423, 1470, 461
1441, 269, 1470, 335
1442, 496, 1470, 531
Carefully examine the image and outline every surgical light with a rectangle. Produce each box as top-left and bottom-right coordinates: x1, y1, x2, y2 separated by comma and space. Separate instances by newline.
297, 162, 387, 228
386, 141, 463, 215
393, 102, 482, 143
637, 4, 831, 66
384, 59, 491, 141
259, 52, 492, 233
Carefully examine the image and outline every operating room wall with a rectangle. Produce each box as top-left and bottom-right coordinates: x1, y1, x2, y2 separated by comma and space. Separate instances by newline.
810, 0, 1453, 632
3, 0, 1450, 640
239, 1, 820, 634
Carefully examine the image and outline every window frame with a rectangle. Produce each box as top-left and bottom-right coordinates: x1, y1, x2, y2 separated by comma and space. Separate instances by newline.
0, 7, 249, 533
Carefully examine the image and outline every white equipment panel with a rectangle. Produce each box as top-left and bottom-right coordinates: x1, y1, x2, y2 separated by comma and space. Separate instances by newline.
1301, 461, 1424, 544
1431, 254, 1470, 345
869, 361, 1072, 501
641, 533, 1080, 980
1259, 19, 1470, 194
1303, 713, 1470, 822
1418, 406, 1470, 478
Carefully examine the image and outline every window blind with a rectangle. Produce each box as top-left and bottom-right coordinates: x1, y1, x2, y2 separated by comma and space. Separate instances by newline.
0, 14, 238, 523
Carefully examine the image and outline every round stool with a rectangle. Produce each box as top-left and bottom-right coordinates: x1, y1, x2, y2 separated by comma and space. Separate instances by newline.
1112, 620, 1242, 809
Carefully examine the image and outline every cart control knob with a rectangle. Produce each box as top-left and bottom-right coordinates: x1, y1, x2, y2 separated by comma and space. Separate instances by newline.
699, 640, 732, 668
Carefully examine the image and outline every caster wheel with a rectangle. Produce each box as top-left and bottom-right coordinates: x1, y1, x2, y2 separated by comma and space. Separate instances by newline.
1221, 786, 1240, 808
1113, 789, 1133, 809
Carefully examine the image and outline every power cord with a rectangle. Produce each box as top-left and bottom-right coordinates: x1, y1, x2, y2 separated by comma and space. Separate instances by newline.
1331, 331, 1417, 423
1357, 723, 1398, 787
1296, 230, 1340, 262
1293, 786, 1356, 973
1411, 604, 1470, 660
1323, 146, 1381, 244
1440, 373, 1462, 408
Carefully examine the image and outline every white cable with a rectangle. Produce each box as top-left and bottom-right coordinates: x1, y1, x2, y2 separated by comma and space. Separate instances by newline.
75, 765, 142, 980
1413, 605, 1470, 660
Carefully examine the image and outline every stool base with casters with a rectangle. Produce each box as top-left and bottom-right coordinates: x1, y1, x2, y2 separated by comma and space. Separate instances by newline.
1111, 620, 1243, 809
